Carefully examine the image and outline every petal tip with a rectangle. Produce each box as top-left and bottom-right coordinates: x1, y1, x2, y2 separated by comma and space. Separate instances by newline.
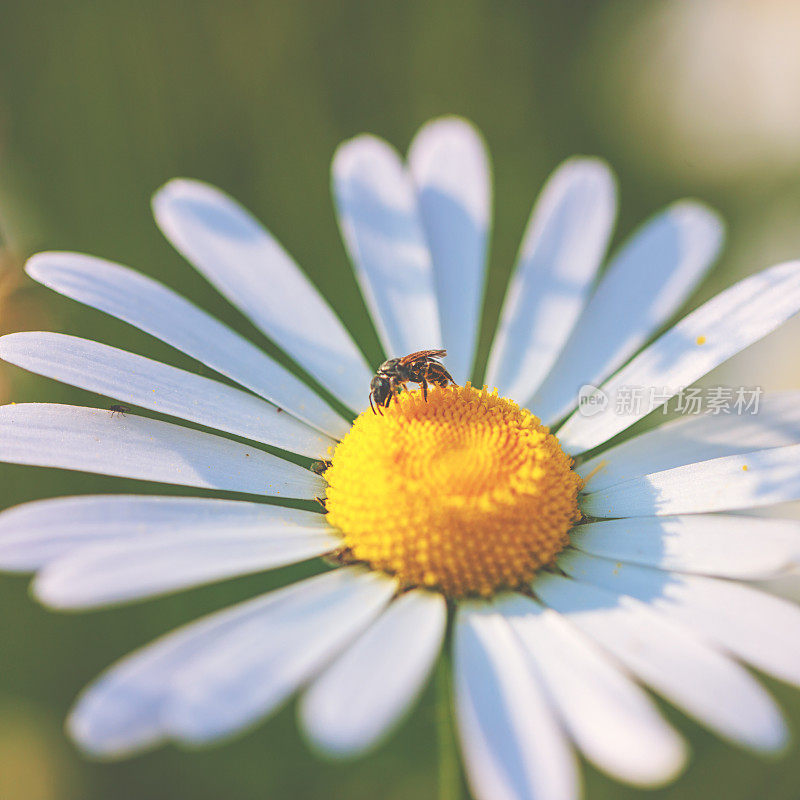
666, 198, 726, 244
30, 568, 66, 609
624, 735, 689, 789
152, 177, 220, 211
25, 251, 110, 284
24, 250, 68, 282
332, 134, 401, 180
409, 115, 486, 153
31, 564, 95, 611
558, 155, 617, 194
298, 711, 373, 762
65, 703, 153, 762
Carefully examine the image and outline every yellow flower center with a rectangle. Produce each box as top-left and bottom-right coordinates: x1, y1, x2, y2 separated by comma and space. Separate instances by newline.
323, 383, 582, 597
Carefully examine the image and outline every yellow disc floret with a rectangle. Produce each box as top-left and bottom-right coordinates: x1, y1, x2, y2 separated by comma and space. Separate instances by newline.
323, 383, 582, 597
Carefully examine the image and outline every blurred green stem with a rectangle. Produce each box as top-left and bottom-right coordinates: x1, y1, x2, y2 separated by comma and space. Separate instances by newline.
436, 650, 463, 800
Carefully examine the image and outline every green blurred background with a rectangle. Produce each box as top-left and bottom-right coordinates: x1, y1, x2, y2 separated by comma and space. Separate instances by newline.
2, 1, 800, 798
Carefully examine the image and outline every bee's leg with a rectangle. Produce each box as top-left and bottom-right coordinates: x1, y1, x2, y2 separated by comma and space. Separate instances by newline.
388, 378, 403, 409
370, 394, 377, 415
415, 364, 430, 399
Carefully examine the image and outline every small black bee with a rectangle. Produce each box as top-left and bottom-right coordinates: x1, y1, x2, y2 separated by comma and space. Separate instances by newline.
109, 404, 129, 417
369, 349, 454, 414
310, 459, 332, 475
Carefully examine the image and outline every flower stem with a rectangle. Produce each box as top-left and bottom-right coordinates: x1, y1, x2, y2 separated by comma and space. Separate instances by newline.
436, 650, 463, 800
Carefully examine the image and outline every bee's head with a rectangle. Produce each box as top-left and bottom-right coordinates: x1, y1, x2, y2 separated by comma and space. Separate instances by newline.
377, 357, 401, 373
369, 374, 391, 405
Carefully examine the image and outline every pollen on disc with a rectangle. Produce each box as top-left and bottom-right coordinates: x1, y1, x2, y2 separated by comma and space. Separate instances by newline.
322, 383, 582, 598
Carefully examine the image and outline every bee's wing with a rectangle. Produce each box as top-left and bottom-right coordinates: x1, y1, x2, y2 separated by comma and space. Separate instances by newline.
398, 349, 448, 365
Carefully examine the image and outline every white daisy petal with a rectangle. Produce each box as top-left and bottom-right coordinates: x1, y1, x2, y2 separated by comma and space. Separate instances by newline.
25, 252, 349, 438
755, 569, 800, 604
486, 159, 616, 402
0, 403, 321, 498
719, 500, 800, 520
570, 515, 800, 578
579, 391, 800, 492
559, 551, 800, 688
534, 572, 788, 752
580, 444, 800, 517
152, 179, 372, 411
69, 593, 268, 757
332, 135, 442, 357
454, 602, 579, 800
0, 332, 334, 459
67, 568, 389, 756
33, 526, 339, 608
163, 568, 396, 743
408, 117, 491, 384
497, 594, 686, 787
300, 589, 446, 757
530, 202, 723, 424
0, 495, 329, 571
558, 260, 800, 453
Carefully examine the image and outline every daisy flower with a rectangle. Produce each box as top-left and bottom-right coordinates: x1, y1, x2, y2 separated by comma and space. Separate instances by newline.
2, 117, 800, 800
